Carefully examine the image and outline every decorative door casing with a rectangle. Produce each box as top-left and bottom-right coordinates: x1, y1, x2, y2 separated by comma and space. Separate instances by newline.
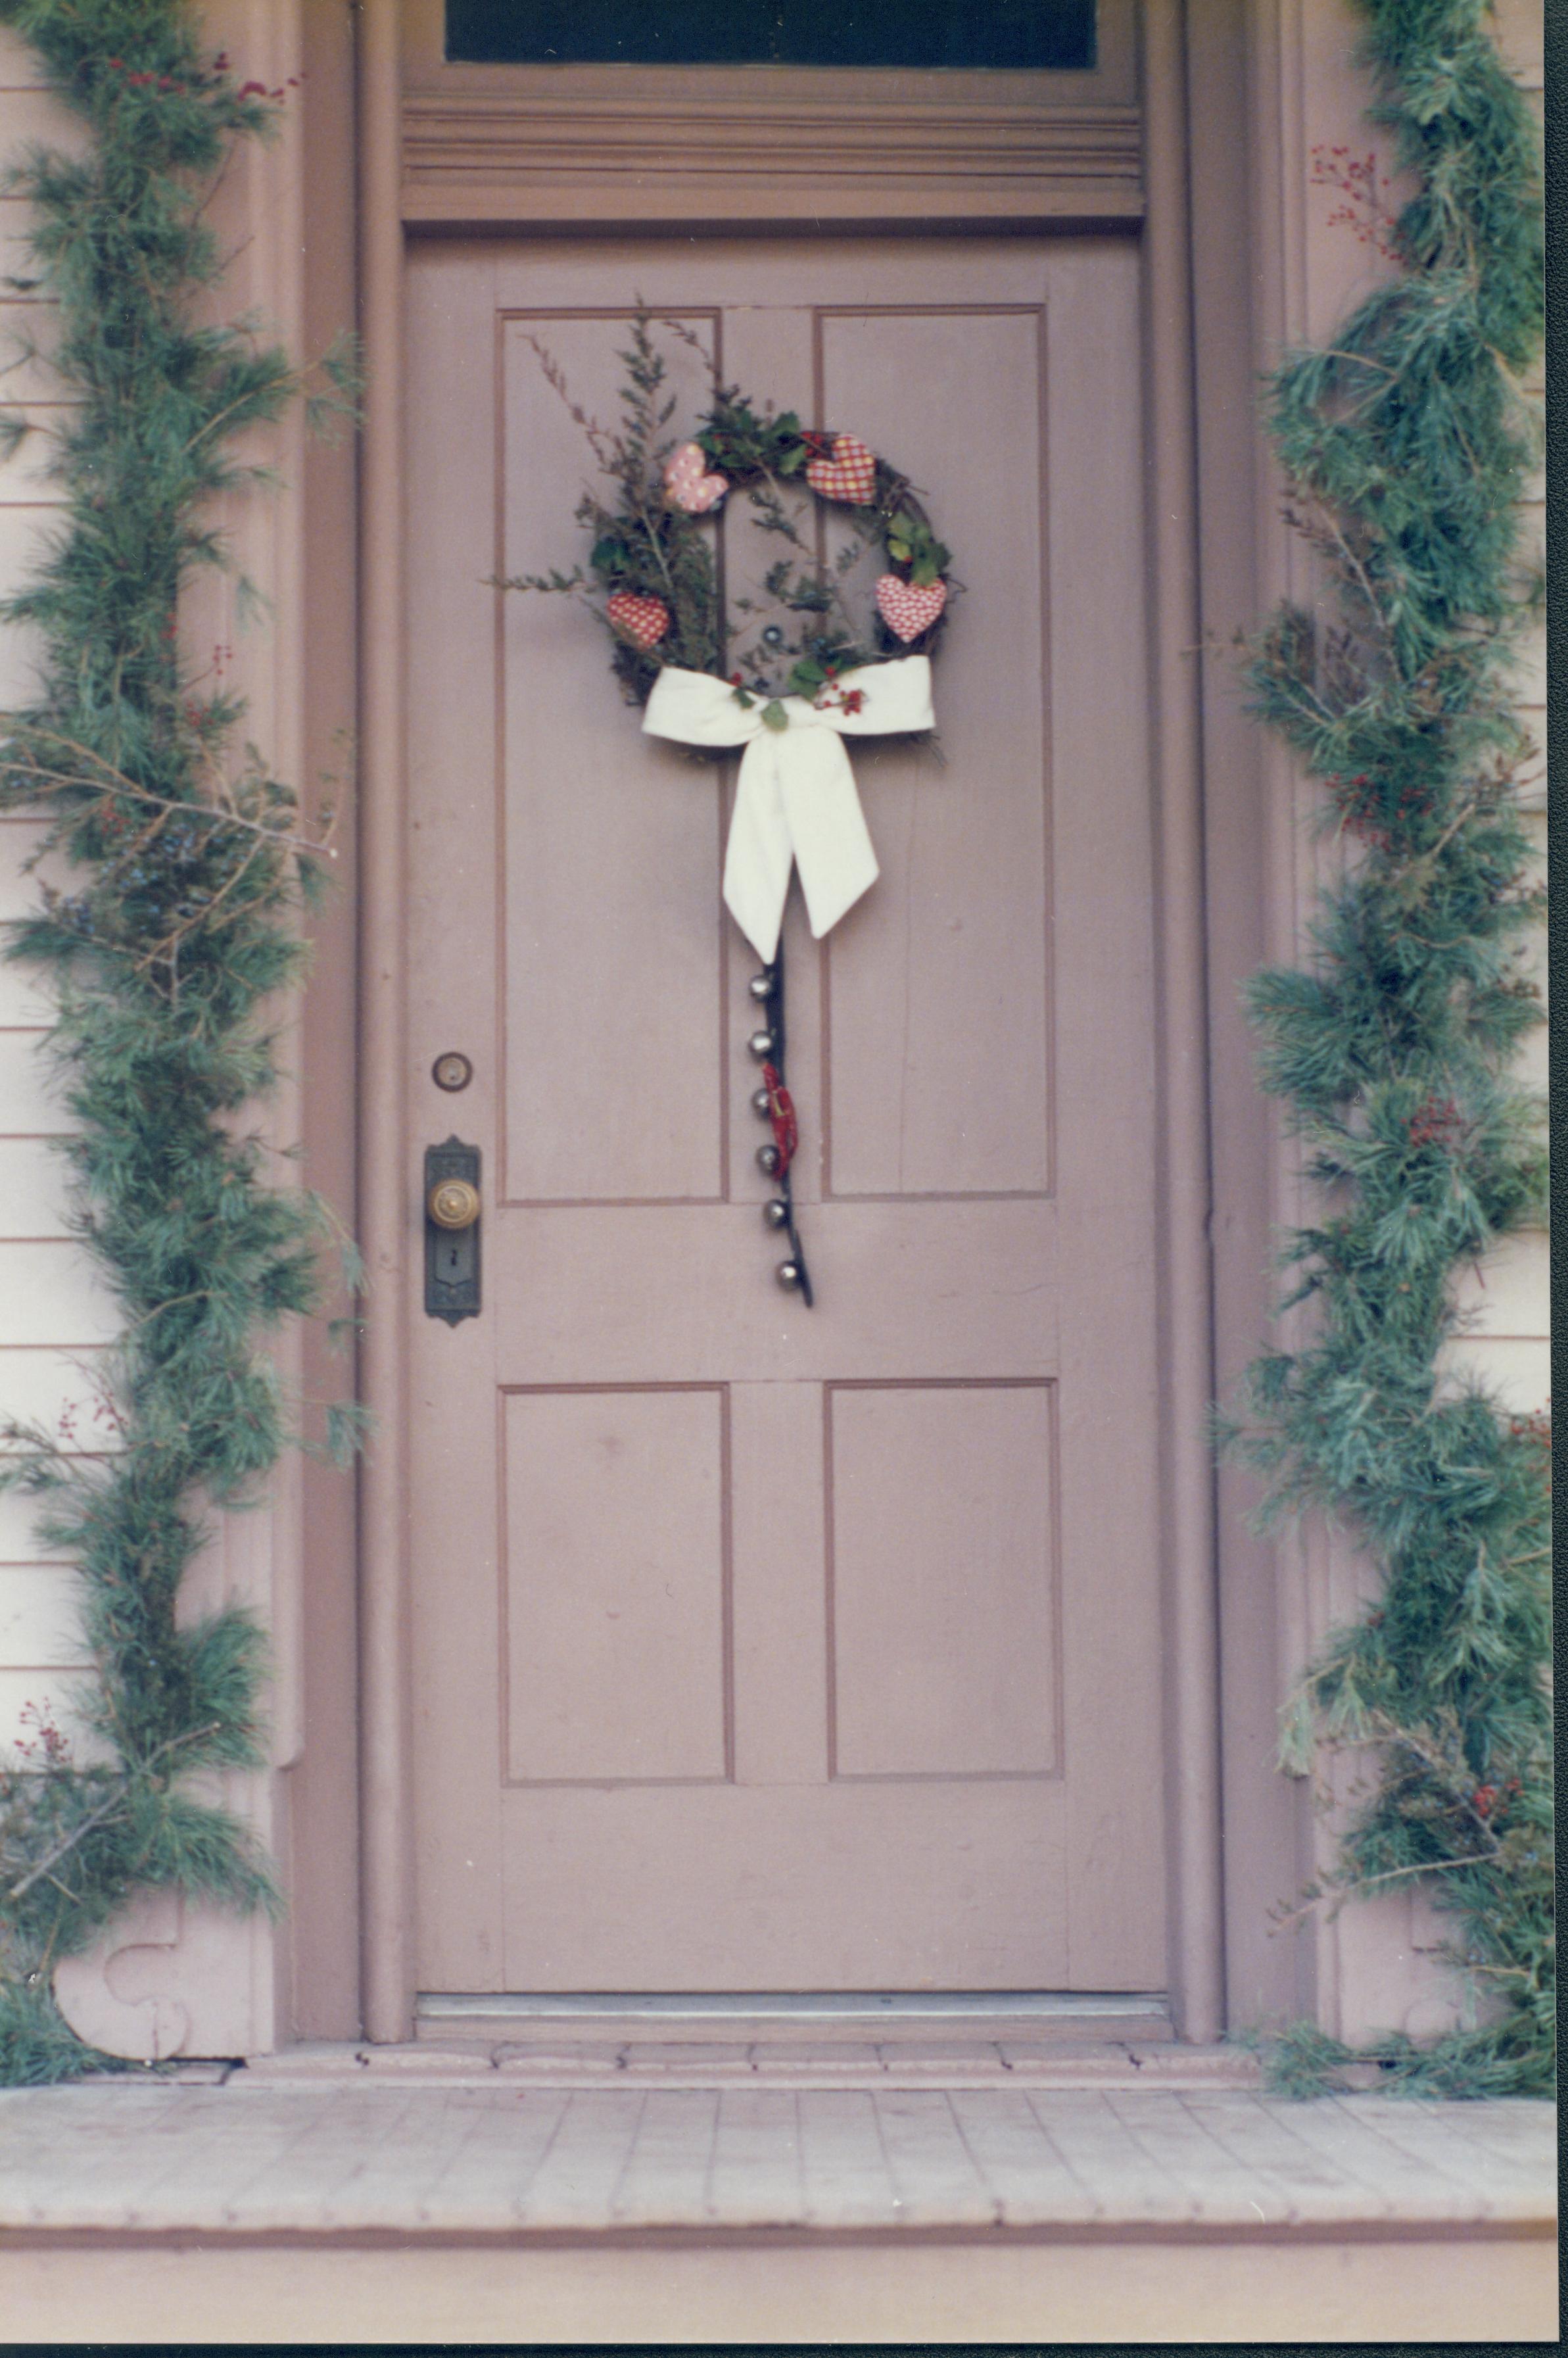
352, 0, 1233, 2046
394, 0, 1143, 229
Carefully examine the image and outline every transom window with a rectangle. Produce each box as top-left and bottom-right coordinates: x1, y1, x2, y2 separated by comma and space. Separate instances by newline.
444, 0, 1097, 71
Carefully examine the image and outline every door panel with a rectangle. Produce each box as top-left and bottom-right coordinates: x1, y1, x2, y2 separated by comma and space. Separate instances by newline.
502, 1387, 730, 1785
406, 235, 1162, 1992
499, 314, 725, 1206
827, 1384, 1058, 1781
819, 306, 1053, 1199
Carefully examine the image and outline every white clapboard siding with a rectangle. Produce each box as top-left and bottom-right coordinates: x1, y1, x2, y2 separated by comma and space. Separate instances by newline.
1495, 0, 1543, 87
1434, 0, 1550, 1421
0, 1348, 114, 1454
0, 1028, 66, 1130
0, 508, 57, 704
1452, 1230, 1552, 1339
0, 1134, 70, 1234
0, 1562, 85, 1661
0, 1241, 118, 1345
0, 1478, 72, 1558
0, 1666, 107, 1758
0, 40, 99, 1756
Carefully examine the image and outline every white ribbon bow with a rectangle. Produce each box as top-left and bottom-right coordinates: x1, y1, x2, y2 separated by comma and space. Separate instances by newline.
642, 656, 934, 963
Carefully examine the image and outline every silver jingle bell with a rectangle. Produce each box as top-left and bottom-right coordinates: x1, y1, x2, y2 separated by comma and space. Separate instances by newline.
748, 1028, 774, 1060
776, 1259, 803, 1290
763, 1198, 790, 1229
751, 1086, 773, 1117
748, 971, 775, 1002
756, 1143, 781, 1176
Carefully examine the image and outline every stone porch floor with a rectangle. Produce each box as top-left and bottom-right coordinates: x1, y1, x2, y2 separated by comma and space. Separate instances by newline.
0, 2050, 1556, 2342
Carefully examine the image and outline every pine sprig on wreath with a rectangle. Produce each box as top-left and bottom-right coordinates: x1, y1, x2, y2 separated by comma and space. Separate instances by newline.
1223, 0, 1550, 2098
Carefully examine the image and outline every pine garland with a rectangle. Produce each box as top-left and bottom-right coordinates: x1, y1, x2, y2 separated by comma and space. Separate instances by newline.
0, 0, 358, 2084
1229, 0, 1550, 2096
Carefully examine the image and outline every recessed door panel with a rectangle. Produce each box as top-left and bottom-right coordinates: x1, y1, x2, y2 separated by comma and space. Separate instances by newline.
828, 1383, 1058, 1780
820, 307, 1053, 1199
502, 1387, 729, 1785
500, 314, 725, 1204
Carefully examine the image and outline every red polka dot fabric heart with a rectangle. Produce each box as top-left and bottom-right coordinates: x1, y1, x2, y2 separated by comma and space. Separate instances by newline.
606, 590, 671, 649
875, 573, 947, 642
805, 433, 877, 506
663, 441, 728, 514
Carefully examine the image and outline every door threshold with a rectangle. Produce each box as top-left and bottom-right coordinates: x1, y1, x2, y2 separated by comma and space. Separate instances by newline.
415, 1990, 1174, 2046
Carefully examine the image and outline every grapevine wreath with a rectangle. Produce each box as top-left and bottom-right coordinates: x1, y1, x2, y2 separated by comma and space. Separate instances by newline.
504, 317, 955, 1303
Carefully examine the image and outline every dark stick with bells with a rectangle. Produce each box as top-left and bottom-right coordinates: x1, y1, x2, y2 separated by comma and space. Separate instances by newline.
748, 939, 814, 1305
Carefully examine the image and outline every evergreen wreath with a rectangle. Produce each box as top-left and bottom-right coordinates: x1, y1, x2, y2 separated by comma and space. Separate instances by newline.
0, 0, 360, 2085
504, 312, 955, 708
1225, 0, 1550, 2098
504, 315, 955, 1302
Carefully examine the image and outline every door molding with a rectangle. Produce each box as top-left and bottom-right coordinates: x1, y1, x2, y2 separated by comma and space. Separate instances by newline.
1137, 0, 1225, 2042
353, 0, 1224, 2042
356, 0, 416, 2045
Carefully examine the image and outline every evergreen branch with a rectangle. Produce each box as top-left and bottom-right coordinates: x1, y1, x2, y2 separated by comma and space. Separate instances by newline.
5, 1725, 219, 1903
1231, 0, 1548, 2100
0, 0, 360, 2084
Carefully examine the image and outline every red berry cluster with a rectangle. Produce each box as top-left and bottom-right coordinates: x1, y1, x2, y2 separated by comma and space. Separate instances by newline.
1327, 771, 1428, 850
1471, 1777, 1523, 1821
1407, 1094, 1463, 1150
11, 1697, 72, 1767
1310, 143, 1402, 263
101, 54, 300, 103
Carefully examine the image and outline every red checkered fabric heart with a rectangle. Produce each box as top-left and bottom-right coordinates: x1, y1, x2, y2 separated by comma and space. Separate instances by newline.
606, 590, 671, 649
663, 441, 728, 514
875, 573, 947, 643
805, 433, 877, 506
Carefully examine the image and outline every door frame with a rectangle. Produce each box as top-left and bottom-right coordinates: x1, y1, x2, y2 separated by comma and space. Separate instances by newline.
352, 0, 1228, 2042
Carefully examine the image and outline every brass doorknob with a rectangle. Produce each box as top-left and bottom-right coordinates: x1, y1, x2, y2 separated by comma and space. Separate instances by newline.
428, 1176, 481, 1230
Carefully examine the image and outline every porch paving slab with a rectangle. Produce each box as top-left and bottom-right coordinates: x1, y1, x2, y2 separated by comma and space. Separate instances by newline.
233, 2035, 1262, 2090
0, 2081, 1554, 2238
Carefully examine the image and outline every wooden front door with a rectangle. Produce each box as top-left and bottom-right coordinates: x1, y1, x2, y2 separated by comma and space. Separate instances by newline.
405, 235, 1164, 1993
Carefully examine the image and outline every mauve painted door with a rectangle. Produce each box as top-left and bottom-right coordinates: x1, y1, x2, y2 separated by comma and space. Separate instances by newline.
406, 237, 1163, 1992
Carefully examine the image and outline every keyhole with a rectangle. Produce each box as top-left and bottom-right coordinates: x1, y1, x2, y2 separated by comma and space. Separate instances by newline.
446, 1245, 460, 1273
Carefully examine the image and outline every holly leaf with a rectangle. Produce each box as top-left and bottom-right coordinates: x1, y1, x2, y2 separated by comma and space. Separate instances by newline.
911, 556, 943, 588
887, 538, 912, 563
788, 656, 826, 692
760, 700, 790, 731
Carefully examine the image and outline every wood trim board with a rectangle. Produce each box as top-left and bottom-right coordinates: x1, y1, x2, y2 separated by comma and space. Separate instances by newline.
397, 0, 1143, 227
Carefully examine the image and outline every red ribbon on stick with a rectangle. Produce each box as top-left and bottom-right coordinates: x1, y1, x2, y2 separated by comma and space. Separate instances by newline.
761, 1063, 797, 1176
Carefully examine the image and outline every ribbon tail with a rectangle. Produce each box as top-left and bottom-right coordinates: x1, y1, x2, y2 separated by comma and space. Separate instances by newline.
723, 738, 795, 964
778, 729, 879, 940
